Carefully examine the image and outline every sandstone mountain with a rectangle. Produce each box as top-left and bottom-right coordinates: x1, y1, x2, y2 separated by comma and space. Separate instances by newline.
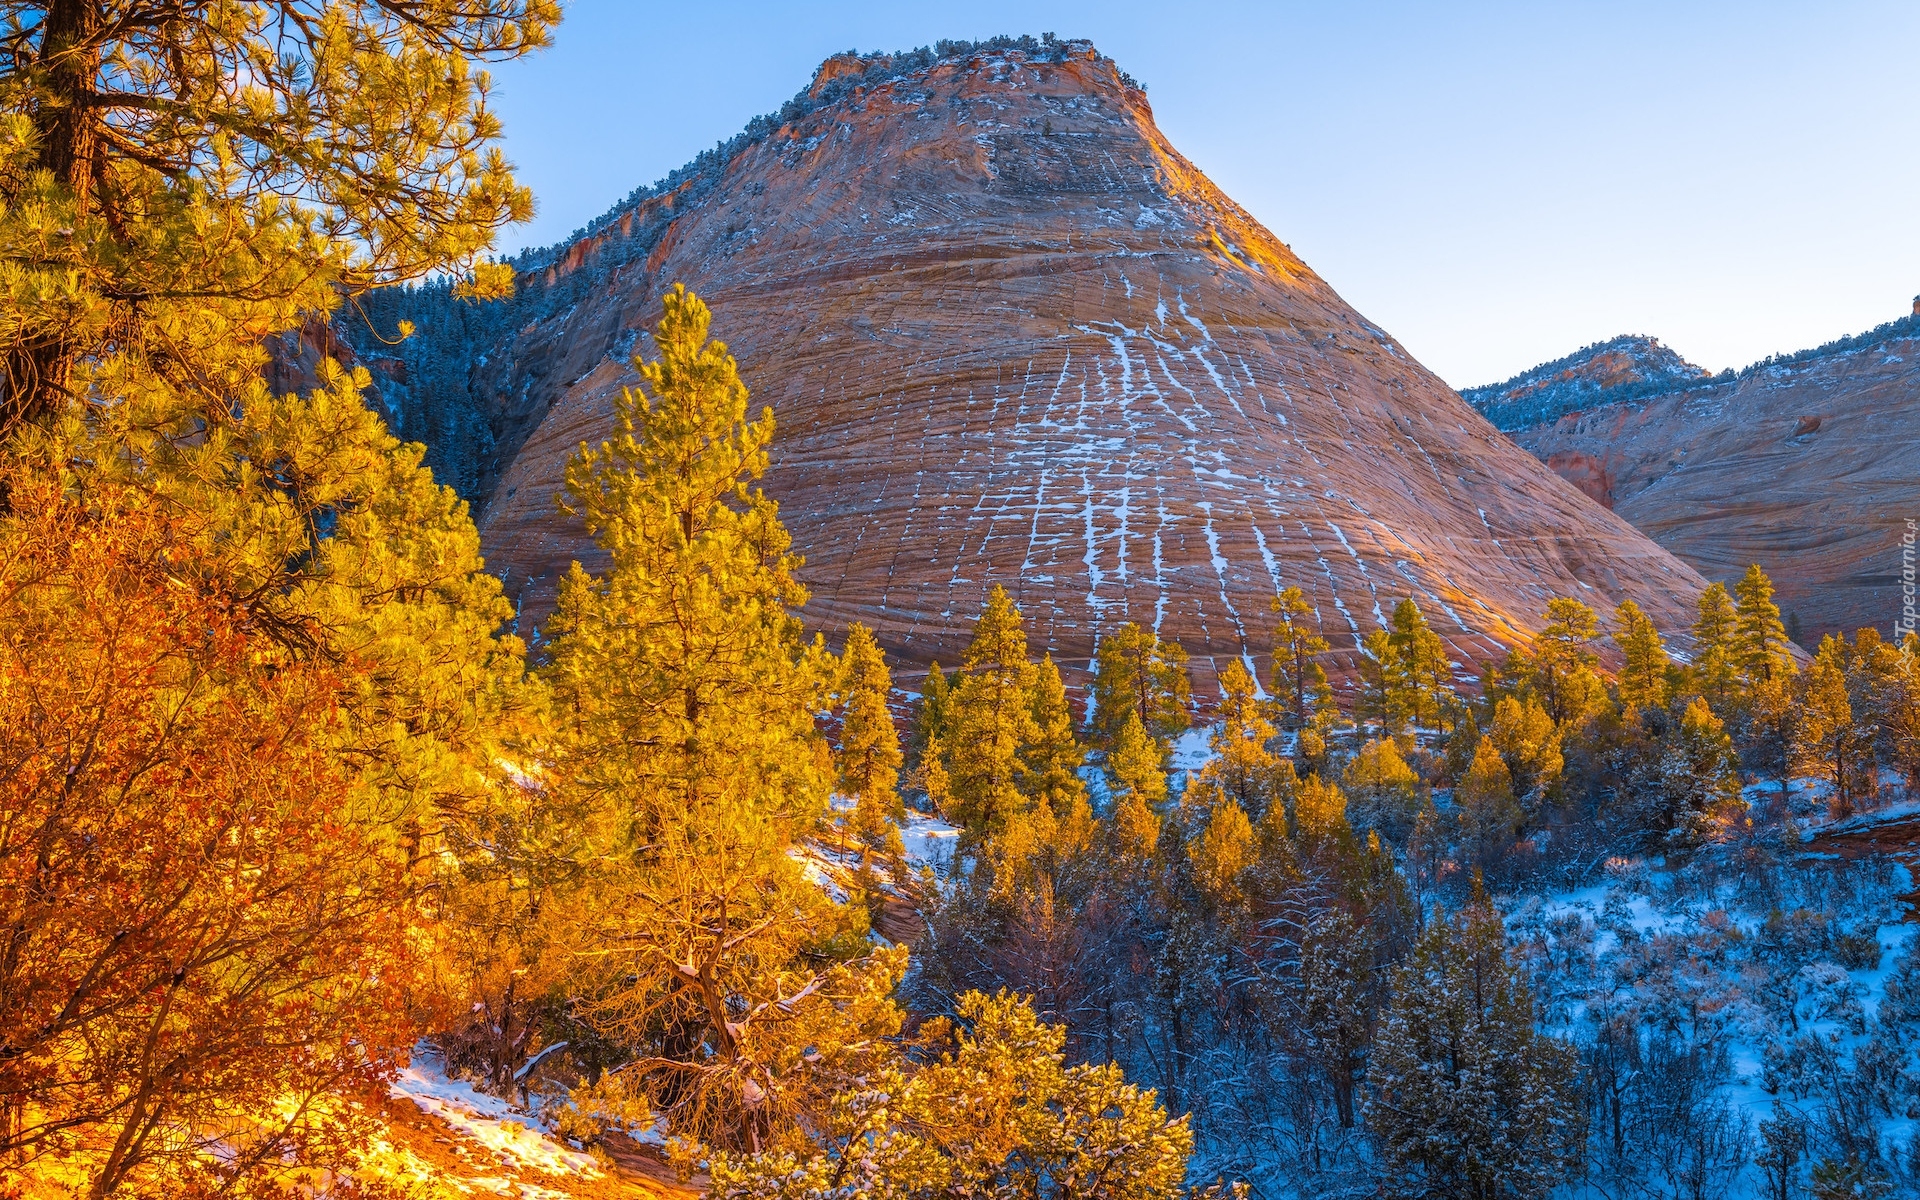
378, 36, 1711, 690
1479, 306, 1920, 641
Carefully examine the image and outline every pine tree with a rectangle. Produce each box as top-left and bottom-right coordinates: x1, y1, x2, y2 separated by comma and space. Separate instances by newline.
1533, 597, 1604, 728
1189, 797, 1257, 905
1691, 582, 1741, 711
1022, 653, 1090, 817
1090, 621, 1192, 749
1109, 710, 1170, 811
1210, 659, 1286, 819
0, 0, 552, 432
1389, 597, 1455, 731
908, 659, 953, 776
1488, 695, 1563, 802
544, 286, 855, 1152
1457, 736, 1522, 874
1735, 563, 1796, 687
946, 586, 1040, 836
837, 623, 905, 850
1660, 697, 1746, 843
1796, 635, 1866, 819
1271, 585, 1334, 732
1368, 889, 1583, 1200
1613, 599, 1672, 716
1358, 627, 1405, 739
1343, 737, 1423, 843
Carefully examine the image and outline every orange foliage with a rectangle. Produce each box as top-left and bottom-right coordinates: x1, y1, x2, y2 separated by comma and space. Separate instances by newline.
0, 473, 423, 1197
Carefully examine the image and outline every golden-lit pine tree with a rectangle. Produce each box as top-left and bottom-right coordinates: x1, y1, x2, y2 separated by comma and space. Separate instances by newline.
1488, 695, 1563, 801
1107, 710, 1168, 866
1343, 737, 1422, 843
1271, 585, 1334, 730
1531, 597, 1604, 727
1691, 582, 1741, 711
543, 286, 875, 1152
1794, 635, 1866, 819
1021, 652, 1091, 817
1613, 599, 1673, 717
1457, 735, 1522, 873
836, 622, 905, 850
1388, 597, 1454, 731
1734, 563, 1796, 687
945, 585, 1039, 835
1210, 659, 1286, 819
0, 0, 553, 430
1090, 620, 1193, 749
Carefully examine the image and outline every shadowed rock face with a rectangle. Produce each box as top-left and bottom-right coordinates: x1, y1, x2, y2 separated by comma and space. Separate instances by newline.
475, 43, 1707, 690
1509, 330, 1920, 642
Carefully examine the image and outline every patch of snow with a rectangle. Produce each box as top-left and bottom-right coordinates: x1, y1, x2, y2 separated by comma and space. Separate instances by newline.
392, 1044, 603, 1181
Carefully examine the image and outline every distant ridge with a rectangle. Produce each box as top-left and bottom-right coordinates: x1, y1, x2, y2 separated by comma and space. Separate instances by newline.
1463, 335, 1712, 432
1496, 303, 1920, 640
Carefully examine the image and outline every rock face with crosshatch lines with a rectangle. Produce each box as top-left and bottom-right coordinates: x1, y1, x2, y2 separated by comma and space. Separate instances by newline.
471, 41, 1708, 693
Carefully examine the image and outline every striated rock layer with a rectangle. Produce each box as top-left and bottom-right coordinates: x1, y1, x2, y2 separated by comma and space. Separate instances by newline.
1501, 317, 1920, 642
474, 41, 1709, 689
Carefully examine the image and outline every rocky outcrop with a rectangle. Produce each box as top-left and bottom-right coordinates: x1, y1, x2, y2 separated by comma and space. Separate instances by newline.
1507, 316, 1920, 641
469, 41, 1710, 691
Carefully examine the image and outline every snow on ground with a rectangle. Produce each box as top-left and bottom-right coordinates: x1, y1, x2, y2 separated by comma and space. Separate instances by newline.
1509, 854, 1919, 1195
392, 1043, 604, 1183
901, 809, 961, 876
1169, 723, 1219, 776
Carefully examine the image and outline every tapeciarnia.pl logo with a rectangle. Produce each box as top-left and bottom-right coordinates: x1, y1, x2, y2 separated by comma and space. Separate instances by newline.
1900, 518, 1917, 641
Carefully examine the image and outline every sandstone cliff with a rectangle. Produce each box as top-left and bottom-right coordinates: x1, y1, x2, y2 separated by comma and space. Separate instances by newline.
1498, 314, 1920, 642
462, 39, 1709, 690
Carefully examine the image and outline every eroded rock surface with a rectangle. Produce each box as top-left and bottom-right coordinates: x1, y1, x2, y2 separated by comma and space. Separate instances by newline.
474, 43, 1708, 689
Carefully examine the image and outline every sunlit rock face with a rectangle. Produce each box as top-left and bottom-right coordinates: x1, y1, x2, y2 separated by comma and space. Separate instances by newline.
475, 42, 1706, 690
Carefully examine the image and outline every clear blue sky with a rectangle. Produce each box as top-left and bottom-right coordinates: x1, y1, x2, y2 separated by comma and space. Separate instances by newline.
484, 1, 1920, 388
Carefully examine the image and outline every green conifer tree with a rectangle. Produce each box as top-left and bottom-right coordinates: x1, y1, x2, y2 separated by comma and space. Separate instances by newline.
1358, 627, 1405, 739
1369, 888, 1583, 1200
1090, 621, 1192, 749
1271, 585, 1334, 731
946, 586, 1039, 835
1613, 599, 1672, 717
1532, 597, 1604, 728
1735, 563, 1796, 688
1660, 697, 1747, 843
1691, 583, 1741, 711
908, 660, 953, 775
1389, 597, 1454, 731
1457, 735, 1522, 874
1021, 653, 1090, 817
837, 623, 905, 849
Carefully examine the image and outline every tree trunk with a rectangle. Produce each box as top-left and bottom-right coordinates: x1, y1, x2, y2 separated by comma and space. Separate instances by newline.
3, 0, 103, 433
